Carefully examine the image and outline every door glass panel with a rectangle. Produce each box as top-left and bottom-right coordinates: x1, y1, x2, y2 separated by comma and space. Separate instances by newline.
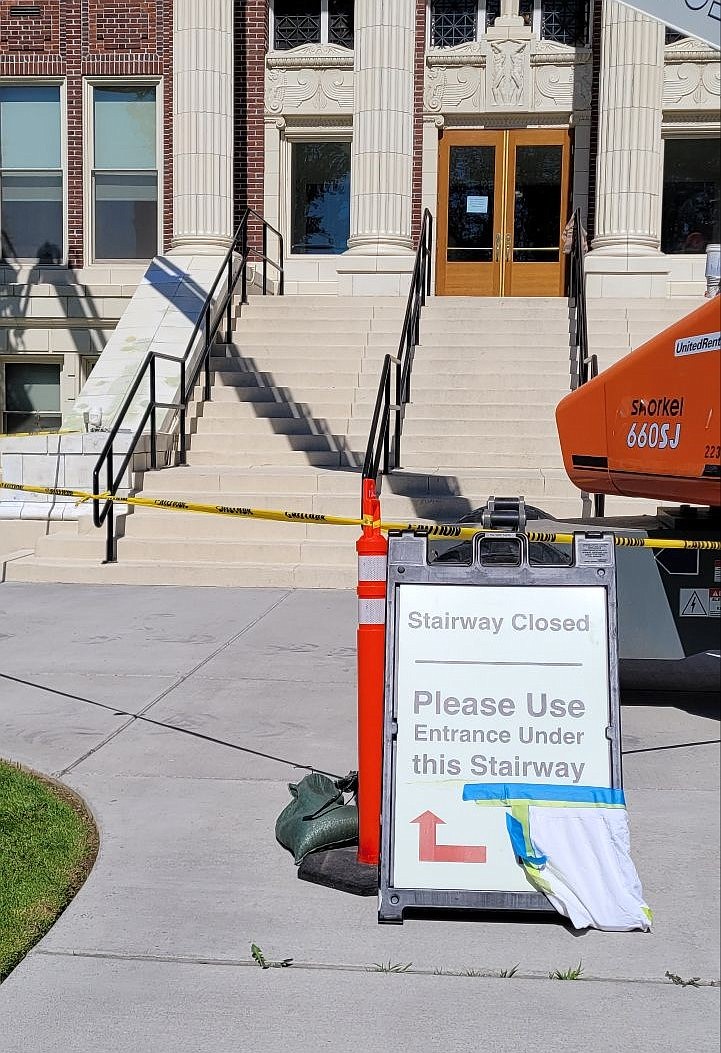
447, 146, 495, 263
513, 145, 562, 262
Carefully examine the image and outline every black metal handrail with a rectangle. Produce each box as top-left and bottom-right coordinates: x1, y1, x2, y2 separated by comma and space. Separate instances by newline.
362, 209, 433, 503
568, 206, 604, 517
92, 207, 284, 562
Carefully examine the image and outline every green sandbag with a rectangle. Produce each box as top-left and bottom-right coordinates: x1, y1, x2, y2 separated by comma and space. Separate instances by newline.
275, 772, 358, 865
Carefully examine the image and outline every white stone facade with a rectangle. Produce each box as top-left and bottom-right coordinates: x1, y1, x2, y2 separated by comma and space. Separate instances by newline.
261, 0, 719, 297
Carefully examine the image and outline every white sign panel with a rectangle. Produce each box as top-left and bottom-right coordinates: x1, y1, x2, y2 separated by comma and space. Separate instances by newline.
391, 583, 612, 894
467, 195, 489, 214
674, 331, 720, 357
617, 0, 720, 49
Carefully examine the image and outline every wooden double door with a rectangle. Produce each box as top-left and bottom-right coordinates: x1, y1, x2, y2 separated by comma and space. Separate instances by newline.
436, 128, 571, 297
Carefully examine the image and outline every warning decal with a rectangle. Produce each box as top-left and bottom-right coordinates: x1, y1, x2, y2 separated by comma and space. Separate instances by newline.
679, 589, 720, 617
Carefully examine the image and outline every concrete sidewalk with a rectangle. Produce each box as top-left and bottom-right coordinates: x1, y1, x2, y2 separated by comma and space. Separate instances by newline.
0, 583, 718, 1053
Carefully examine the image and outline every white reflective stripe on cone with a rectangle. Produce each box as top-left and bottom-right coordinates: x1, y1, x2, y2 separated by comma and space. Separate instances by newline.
358, 555, 387, 582
358, 598, 386, 625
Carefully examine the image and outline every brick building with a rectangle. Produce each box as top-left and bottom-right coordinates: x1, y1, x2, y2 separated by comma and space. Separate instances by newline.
0, 0, 718, 431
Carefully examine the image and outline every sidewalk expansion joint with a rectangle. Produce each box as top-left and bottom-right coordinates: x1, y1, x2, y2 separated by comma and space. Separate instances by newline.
56, 590, 293, 777
32, 950, 720, 989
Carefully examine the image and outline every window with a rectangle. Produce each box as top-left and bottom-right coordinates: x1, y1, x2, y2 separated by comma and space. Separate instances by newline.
273, 1, 354, 50
430, 1, 588, 47
661, 138, 720, 255
431, 0, 478, 47
0, 85, 63, 263
3, 362, 61, 434
92, 85, 158, 261
291, 141, 351, 254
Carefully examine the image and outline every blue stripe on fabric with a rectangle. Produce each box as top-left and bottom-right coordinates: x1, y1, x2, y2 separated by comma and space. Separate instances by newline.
505, 813, 548, 867
462, 783, 626, 806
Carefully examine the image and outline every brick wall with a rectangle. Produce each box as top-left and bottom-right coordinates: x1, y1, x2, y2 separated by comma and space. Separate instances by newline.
0, 0, 173, 268
412, 0, 426, 244
234, 0, 267, 247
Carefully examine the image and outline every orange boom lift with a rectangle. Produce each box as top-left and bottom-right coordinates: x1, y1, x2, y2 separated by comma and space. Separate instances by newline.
556, 297, 721, 509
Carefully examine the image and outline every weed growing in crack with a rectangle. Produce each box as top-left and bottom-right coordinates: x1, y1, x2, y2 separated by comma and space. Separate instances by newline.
549, 961, 584, 980
250, 943, 293, 970
370, 961, 413, 973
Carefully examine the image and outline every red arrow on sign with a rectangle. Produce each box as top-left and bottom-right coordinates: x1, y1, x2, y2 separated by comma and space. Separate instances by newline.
411, 811, 487, 864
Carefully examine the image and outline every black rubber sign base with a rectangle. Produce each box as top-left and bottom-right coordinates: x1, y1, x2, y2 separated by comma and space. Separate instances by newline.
298, 846, 378, 897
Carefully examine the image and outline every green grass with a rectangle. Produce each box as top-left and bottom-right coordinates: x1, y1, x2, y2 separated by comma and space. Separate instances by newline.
0, 759, 97, 981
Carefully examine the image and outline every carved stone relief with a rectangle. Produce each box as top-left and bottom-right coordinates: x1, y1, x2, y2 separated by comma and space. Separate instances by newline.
425, 37, 590, 117
488, 39, 531, 110
663, 39, 721, 111
265, 43, 354, 116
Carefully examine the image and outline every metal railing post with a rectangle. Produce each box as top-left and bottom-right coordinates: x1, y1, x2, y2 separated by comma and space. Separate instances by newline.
279, 234, 285, 296
204, 310, 212, 402
179, 360, 187, 466
149, 357, 157, 471
105, 449, 116, 564
394, 360, 403, 470
226, 253, 234, 342
262, 224, 268, 295
383, 368, 391, 476
241, 220, 249, 304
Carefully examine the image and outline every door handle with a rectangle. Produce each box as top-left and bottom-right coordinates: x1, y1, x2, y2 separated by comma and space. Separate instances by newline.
494, 233, 502, 261
505, 234, 512, 262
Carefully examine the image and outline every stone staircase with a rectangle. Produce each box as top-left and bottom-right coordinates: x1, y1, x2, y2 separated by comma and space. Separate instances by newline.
5, 294, 701, 587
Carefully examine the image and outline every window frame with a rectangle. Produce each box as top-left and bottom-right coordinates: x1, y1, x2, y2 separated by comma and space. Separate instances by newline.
270, 1, 354, 51
280, 124, 353, 259
0, 78, 67, 267
426, 0, 592, 48
1, 357, 63, 435
83, 76, 164, 266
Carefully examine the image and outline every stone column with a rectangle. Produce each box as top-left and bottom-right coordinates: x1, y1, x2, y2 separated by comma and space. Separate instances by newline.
171, 0, 234, 252
591, 0, 665, 257
346, 0, 416, 257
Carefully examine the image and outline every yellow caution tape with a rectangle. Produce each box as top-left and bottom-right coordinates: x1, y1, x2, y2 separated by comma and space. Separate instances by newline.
0, 480, 719, 551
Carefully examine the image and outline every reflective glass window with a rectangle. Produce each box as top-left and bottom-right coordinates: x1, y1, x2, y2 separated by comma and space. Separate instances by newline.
291, 141, 351, 255
661, 139, 721, 255
3, 362, 61, 434
92, 86, 158, 260
0, 86, 63, 262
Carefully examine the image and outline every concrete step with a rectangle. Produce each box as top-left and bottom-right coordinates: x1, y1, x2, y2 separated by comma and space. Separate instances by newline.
209, 358, 573, 380
139, 464, 579, 498
210, 370, 571, 391
399, 419, 561, 438
198, 400, 560, 423
3, 556, 358, 589
398, 450, 564, 468
186, 449, 355, 467
188, 432, 350, 454
381, 435, 563, 456
199, 401, 361, 420
193, 409, 561, 436
194, 415, 354, 437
